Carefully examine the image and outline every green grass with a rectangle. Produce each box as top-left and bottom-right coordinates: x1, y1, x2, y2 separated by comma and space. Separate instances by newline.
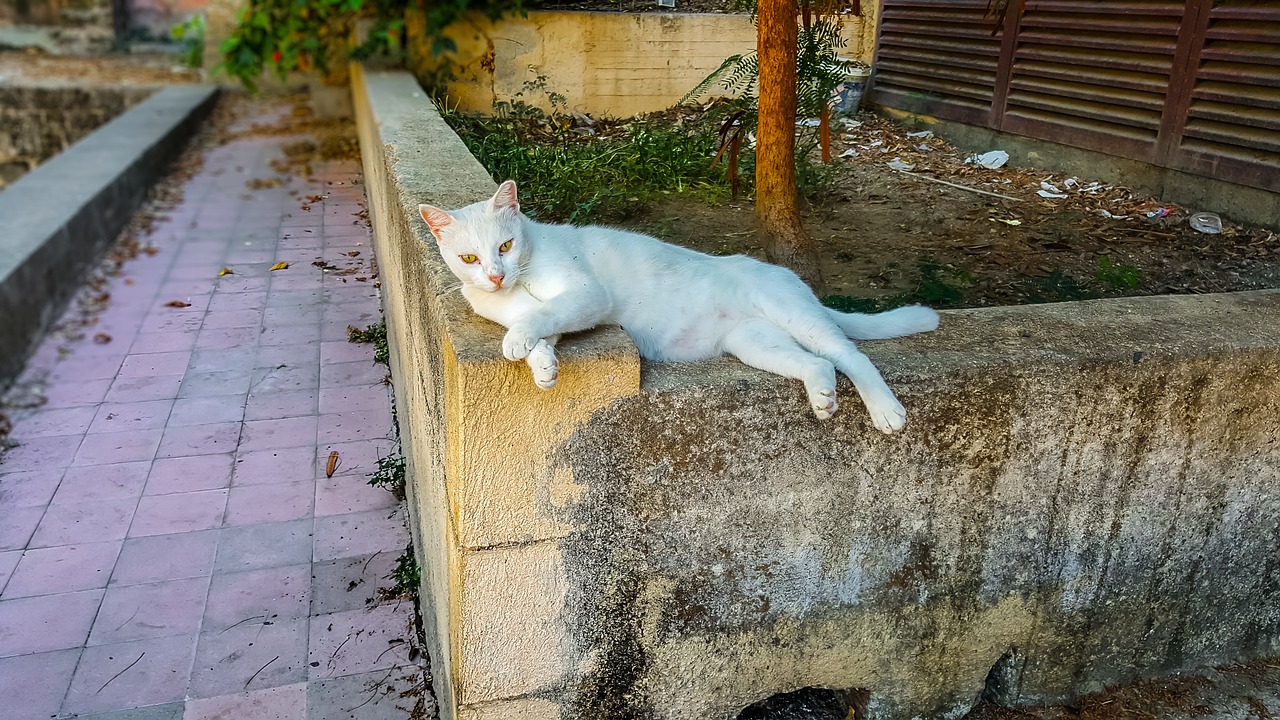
441, 106, 742, 224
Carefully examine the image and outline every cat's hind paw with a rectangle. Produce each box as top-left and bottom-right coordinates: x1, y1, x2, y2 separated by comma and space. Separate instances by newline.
864, 396, 907, 434
810, 388, 838, 420
527, 341, 559, 390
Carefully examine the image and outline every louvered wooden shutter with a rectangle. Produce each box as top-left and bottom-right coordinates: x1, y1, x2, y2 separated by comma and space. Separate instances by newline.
1173, 2, 1280, 192
871, 0, 1003, 125
869, 0, 1280, 194
1002, 0, 1186, 163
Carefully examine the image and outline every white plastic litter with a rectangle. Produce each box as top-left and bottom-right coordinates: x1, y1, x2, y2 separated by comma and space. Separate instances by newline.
838, 148, 858, 158
907, 130, 934, 138
796, 118, 822, 127
1037, 189, 1068, 199
965, 150, 1009, 169
887, 158, 915, 171
1101, 209, 1130, 220
1040, 181, 1064, 194
1189, 211, 1223, 234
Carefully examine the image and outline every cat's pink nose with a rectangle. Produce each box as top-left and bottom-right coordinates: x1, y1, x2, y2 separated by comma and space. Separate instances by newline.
488, 274, 504, 288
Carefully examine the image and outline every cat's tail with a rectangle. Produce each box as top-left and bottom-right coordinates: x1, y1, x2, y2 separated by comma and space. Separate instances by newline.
825, 305, 939, 340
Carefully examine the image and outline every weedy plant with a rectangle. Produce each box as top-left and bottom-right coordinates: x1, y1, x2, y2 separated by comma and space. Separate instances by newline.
1096, 255, 1142, 291
216, 0, 525, 90
347, 322, 389, 365
369, 452, 406, 499
683, 18, 855, 124
388, 546, 420, 599
171, 15, 206, 69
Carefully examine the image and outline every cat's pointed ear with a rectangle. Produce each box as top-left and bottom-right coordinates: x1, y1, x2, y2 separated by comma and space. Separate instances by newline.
418, 204, 454, 241
490, 180, 520, 214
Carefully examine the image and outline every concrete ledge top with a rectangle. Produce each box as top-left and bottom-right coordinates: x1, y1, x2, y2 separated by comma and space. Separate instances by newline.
0, 84, 217, 281
648, 290, 1280, 392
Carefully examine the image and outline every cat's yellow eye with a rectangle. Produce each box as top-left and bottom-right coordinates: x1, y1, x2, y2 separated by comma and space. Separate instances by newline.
499, 239, 513, 253
460, 254, 479, 264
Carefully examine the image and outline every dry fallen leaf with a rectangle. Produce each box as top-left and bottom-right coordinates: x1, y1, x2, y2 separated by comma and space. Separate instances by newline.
218, 267, 234, 276
93, 333, 112, 344
326, 451, 340, 478
270, 262, 290, 271
164, 300, 192, 308
346, 251, 361, 257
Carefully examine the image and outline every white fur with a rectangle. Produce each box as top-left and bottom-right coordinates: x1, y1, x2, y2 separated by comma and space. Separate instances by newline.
419, 180, 939, 433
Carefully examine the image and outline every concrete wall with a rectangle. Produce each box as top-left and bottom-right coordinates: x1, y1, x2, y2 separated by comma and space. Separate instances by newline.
407, 9, 879, 117
0, 84, 217, 387
0, 84, 150, 189
353, 66, 1280, 720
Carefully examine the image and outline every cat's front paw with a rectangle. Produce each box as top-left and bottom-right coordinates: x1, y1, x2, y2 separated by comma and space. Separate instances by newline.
864, 395, 907, 434
502, 325, 540, 361
527, 341, 559, 390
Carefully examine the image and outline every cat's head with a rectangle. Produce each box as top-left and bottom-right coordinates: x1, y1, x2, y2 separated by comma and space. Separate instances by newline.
419, 180, 526, 293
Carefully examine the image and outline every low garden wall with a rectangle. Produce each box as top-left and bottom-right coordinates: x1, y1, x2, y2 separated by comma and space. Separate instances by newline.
353, 65, 1280, 720
0, 84, 217, 385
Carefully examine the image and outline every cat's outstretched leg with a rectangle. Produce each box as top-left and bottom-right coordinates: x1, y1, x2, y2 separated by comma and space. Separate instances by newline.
827, 348, 907, 433
526, 336, 560, 390
722, 320, 840, 420
796, 330, 905, 433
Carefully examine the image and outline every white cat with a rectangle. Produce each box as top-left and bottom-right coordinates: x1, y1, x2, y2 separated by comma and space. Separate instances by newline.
419, 180, 938, 433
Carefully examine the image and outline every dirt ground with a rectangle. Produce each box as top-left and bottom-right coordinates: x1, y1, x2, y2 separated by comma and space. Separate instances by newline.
624, 111, 1280, 310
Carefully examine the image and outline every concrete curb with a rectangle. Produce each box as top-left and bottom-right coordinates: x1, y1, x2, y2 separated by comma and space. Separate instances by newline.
0, 84, 218, 386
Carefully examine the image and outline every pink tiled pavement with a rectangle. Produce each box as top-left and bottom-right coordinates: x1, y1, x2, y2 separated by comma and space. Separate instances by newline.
0, 94, 423, 719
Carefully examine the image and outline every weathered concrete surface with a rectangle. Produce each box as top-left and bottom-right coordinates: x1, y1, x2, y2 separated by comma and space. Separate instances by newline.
406, 10, 878, 117
0, 83, 217, 386
555, 292, 1280, 719
354, 67, 1280, 720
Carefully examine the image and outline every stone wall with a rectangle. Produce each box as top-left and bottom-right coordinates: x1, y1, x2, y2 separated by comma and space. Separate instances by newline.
0, 0, 115, 52
0, 84, 150, 189
352, 65, 1280, 720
